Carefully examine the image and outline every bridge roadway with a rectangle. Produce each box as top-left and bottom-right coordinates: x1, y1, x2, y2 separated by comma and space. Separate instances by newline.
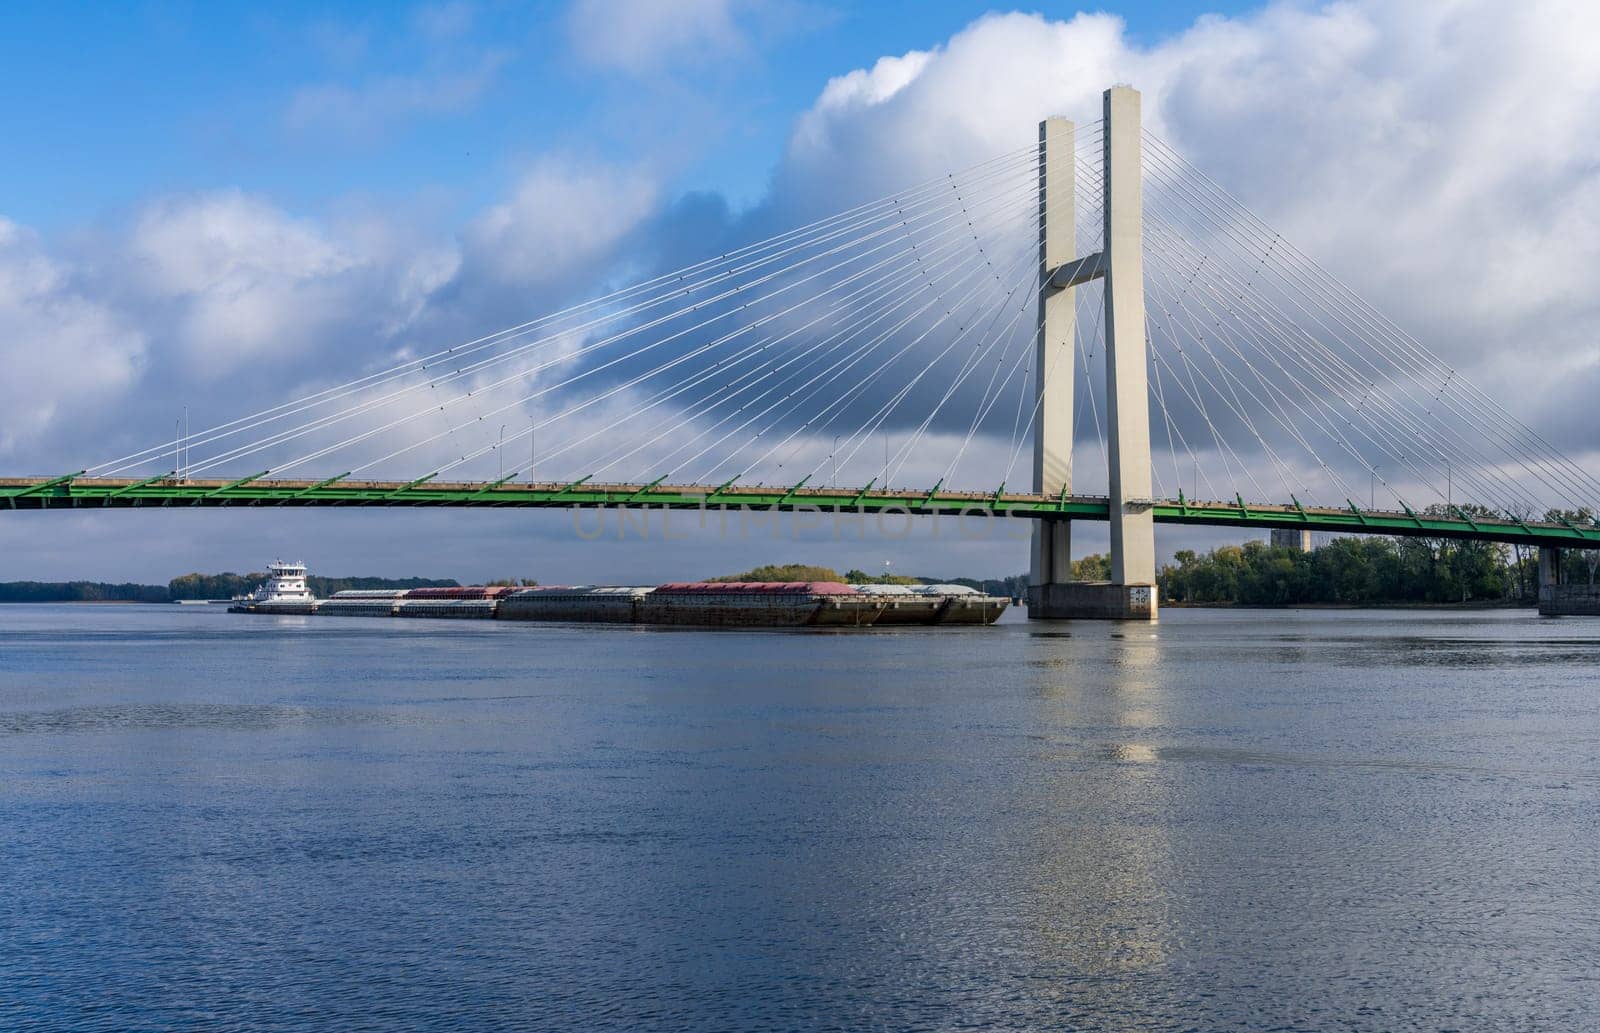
4, 474, 1597, 550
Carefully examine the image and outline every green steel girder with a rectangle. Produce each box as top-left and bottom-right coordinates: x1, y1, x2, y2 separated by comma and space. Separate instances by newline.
3, 474, 1598, 549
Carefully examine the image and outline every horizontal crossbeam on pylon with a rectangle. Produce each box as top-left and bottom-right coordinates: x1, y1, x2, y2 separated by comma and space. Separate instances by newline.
3, 476, 1596, 549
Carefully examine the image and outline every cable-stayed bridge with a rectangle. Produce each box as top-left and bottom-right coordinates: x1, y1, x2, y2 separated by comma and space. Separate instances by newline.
5, 86, 1597, 618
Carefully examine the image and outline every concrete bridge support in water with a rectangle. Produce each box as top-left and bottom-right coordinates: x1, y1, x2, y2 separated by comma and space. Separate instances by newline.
1539, 546, 1600, 615
1028, 85, 1158, 621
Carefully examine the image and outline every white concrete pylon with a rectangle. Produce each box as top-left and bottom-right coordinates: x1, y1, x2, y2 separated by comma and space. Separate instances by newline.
1028, 87, 1157, 620
1101, 85, 1157, 587
1030, 117, 1074, 591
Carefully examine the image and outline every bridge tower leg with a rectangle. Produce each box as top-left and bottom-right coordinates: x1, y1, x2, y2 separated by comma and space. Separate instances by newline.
1029, 86, 1158, 621
1028, 117, 1075, 605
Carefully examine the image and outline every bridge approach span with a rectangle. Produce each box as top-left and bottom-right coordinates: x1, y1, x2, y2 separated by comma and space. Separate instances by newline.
5, 476, 1596, 551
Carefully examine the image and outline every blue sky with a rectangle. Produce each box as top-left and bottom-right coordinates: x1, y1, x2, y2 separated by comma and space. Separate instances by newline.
1, 1, 1249, 226
4, 0, 1598, 584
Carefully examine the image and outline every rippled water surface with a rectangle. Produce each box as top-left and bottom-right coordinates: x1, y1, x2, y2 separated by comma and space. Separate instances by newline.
2, 604, 1597, 1031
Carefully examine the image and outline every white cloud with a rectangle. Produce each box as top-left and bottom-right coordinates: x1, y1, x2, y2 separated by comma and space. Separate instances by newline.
567, 0, 751, 73
0, 219, 145, 455
0, 148, 657, 467
125, 191, 383, 378
10, 1, 1600, 578
464, 158, 658, 287
772, 2, 1600, 411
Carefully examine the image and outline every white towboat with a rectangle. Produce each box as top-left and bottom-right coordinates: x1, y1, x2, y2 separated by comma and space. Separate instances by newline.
228, 560, 318, 614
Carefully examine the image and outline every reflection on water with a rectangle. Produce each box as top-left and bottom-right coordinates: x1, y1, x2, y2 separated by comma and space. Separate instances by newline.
1, 603, 1597, 1030
1030, 627, 1174, 1008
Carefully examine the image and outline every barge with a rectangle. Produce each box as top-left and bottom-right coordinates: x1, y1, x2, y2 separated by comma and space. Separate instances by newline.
231, 573, 1007, 628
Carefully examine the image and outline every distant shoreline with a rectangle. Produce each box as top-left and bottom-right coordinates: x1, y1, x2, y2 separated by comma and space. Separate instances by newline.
1161, 599, 1529, 610
0, 573, 459, 605
2, 598, 1536, 612
0, 599, 156, 605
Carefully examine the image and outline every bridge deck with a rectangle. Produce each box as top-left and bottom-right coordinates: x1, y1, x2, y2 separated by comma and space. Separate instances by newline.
3, 475, 1596, 549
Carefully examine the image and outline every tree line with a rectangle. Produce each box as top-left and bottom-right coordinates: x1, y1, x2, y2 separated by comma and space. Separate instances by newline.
0, 573, 462, 603
1159, 507, 1597, 606
0, 581, 170, 603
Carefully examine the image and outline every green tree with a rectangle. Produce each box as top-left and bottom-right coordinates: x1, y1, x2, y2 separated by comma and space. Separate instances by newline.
1544, 508, 1599, 585
1157, 531, 1523, 606
1071, 553, 1111, 580
710, 563, 844, 583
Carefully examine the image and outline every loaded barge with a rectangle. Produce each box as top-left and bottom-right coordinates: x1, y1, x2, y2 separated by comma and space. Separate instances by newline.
230, 563, 1006, 628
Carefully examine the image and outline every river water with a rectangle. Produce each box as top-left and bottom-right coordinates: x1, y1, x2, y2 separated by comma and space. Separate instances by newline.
1, 603, 1596, 1031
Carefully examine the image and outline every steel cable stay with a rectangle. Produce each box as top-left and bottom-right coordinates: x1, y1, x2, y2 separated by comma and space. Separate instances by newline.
857, 165, 1091, 487
1141, 300, 1268, 504
796, 204, 1062, 492
447, 198, 1033, 481
1144, 216, 1416, 505
1141, 133, 1596, 512
1142, 210, 1534, 514
853, 253, 1042, 487
949, 280, 1071, 488
388, 225, 1025, 482
582, 136, 1107, 486
581, 243, 1004, 480
457, 185, 1043, 486
1141, 163, 1528, 510
924, 304, 1039, 485
1142, 139, 1546, 505
1138, 206, 1422, 508
1144, 131, 1600, 507
254, 175, 1043, 477
1145, 206, 1475, 507
184, 166, 1042, 476
661, 219, 1038, 482
1075, 279, 1110, 490
595, 159, 1081, 489
884, 281, 1038, 486
1145, 247, 1328, 503
1146, 329, 1220, 502
1142, 233, 1387, 508
722, 231, 1041, 485
917, 265, 1051, 479
1139, 291, 1273, 505
1142, 163, 1539, 515
1140, 254, 1308, 505
720, 233, 1042, 486
1081, 163, 1305, 508
1128, 204, 1312, 504
594, 232, 1035, 485
1148, 228, 1485, 514
1141, 195, 1541, 515
862, 152, 1043, 473
979, 291, 1073, 492
573, 221, 1022, 480
1148, 244, 1403, 510
125, 154, 1046, 476
92, 142, 1052, 475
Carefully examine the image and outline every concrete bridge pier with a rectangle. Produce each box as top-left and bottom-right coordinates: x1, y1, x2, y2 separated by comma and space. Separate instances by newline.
1028, 86, 1158, 621
1539, 547, 1563, 593
1538, 546, 1600, 615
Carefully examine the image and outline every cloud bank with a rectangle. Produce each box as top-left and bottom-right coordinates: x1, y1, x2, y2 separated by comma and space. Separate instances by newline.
4, 1, 1599, 580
